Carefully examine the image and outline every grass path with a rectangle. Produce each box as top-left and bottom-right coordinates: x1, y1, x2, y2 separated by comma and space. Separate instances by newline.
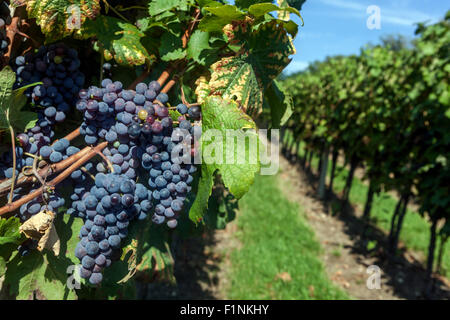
227, 174, 348, 300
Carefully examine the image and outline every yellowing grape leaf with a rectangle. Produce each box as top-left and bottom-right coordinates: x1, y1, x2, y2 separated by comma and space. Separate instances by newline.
208, 56, 263, 117
78, 15, 156, 66
26, 0, 101, 41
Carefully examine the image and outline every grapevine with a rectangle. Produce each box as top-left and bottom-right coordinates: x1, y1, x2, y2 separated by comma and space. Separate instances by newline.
0, 0, 302, 299
282, 12, 450, 294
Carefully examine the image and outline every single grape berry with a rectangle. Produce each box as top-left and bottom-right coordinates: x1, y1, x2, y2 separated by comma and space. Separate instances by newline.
188, 106, 201, 120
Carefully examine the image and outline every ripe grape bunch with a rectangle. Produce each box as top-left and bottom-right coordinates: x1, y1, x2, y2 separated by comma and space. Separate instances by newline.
1, 42, 85, 215
0, 43, 87, 254
72, 77, 201, 284
74, 173, 152, 284
75, 78, 200, 225
12, 43, 85, 158
1, 43, 85, 206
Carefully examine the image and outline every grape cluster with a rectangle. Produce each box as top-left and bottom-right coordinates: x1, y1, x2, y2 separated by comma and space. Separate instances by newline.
0, 18, 8, 62
12, 43, 85, 158
0, 43, 85, 223
76, 78, 200, 228
16, 138, 76, 221
74, 173, 152, 284
0, 146, 24, 180
144, 110, 199, 228
69, 78, 201, 284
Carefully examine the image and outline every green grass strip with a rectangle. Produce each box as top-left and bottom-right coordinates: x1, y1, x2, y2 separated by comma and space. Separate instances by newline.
227, 174, 349, 300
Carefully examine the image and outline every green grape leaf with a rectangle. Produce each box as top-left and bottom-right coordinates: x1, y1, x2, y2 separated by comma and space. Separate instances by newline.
120, 221, 175, 284
202, 187, 238, 230
169, 109, 183, 121
187, 30, 212, 65
235, 0, 268, 10
201, 96, 260, 199
189, 164, 215, 224
0, 67, 16, 130
199, 5, 246, 31
26, 0, 100, 41
149, 0, 190, 16
205, 5, 246, 20
197, 0, 221, 8
0, 217, 23, 278
159, 32, 187, 62
3, 215, 83, 300
0, 67, 39, 134
265, 80, 294, 128
445, 108, 450, 119
248, 3, 301, 18
0, 217, 22, 246
79, 15, 156, 66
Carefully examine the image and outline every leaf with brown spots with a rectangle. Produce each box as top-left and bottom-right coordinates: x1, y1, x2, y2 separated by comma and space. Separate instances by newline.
26, 0, 101, 41
78, 15, 156, 66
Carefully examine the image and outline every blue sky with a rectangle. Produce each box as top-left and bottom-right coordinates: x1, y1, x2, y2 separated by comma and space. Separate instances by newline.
284, 0, 449, 74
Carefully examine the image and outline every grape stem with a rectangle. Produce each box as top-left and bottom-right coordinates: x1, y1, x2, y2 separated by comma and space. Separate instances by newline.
180, 83, 200, 108
4, 16, 19, 63
0, 146, 91, 197
8, 123, 16, 204
183, 8, 201, 48
102, 0, 131, 22
32, 153, 47, 188
80, 166, 96, 181
127, 69, 151, 90
94, 149, 115, 173
52, 128, 81, 145
0, 142, 108, 216
4, 6, 28, 63
152, 74, 179, 107
157, 66, 173, 87
126, 8, 199, 90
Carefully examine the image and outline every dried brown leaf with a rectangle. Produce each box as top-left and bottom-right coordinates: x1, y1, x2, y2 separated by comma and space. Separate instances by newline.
19, 210, 60, 255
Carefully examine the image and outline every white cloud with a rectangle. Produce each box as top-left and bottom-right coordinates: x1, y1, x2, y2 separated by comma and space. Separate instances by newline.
320, 0, 365, 11
318, 0, 439, 26
298, 31, 334, 39
284, 60, 309, 74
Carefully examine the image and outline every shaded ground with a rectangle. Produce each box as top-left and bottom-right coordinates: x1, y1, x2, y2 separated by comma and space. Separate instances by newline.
140, 225, 237, 300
